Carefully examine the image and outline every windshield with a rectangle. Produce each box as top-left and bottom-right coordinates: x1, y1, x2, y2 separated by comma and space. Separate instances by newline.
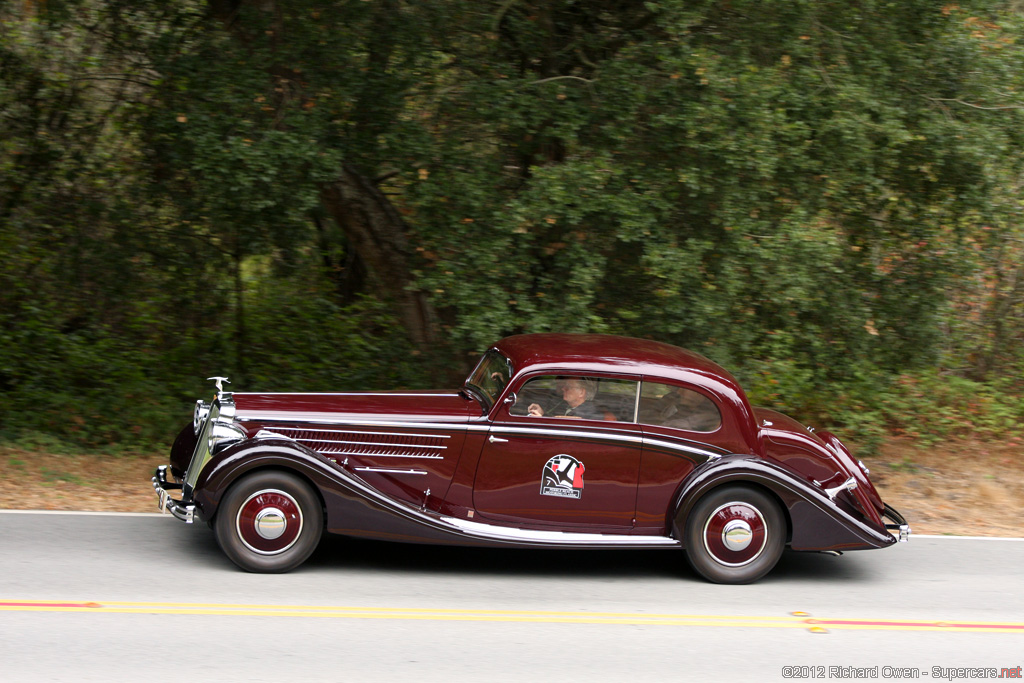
465, 349, 513, 409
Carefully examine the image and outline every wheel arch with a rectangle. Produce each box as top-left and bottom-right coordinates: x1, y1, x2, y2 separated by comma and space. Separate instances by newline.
212, 463, 327, 526
672, 469, 792, 548
191, 438, 339, 525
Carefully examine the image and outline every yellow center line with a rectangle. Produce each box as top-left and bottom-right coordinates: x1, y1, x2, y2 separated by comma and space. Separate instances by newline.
1, 601, 1022, 633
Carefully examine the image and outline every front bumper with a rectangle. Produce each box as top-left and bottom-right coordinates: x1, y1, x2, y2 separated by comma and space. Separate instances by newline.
883, 503, 911, 542
152, 465, 196, 524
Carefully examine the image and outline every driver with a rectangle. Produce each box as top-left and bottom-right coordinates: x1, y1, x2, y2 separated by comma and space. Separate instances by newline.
528, 378, 602, 420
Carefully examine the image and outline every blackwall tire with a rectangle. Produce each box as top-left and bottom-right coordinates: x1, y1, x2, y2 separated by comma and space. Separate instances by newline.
214, 470, 323, 573
683, 485, 785, 584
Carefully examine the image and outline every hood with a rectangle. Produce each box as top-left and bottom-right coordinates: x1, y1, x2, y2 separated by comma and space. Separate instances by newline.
229, 390, 479, 425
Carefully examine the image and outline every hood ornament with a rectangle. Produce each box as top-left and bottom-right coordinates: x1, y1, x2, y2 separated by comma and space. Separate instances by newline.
207, 376, 231, 394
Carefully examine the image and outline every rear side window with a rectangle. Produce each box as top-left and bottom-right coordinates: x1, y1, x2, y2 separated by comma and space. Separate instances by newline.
638, 382, 721, 432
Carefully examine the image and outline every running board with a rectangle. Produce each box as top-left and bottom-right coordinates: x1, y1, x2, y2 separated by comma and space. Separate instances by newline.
440, 517, 681, 548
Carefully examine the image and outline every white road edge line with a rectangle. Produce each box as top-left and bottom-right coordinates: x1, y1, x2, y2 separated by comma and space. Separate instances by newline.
1, 510, 1024, 541
0, 510, 162, 517
911, 533, 1024, 541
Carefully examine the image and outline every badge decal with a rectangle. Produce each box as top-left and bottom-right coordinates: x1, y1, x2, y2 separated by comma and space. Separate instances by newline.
541, 454, 585, 499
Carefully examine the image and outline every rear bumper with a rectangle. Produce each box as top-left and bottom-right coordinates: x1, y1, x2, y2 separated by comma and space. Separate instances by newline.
883, 503, 911, 542
152, 465, 195, 524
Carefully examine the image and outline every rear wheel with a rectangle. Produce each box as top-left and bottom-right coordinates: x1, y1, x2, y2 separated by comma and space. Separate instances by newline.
214, 470, 323, 573
683, 485, 785, 584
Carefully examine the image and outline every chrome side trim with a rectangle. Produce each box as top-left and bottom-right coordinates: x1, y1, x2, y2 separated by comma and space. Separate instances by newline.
641, 436, 728, 461
259, 426, 448, 459
491, 424, 644, 444
237, 413, 489, 430
235, 392, 461, 398
264, 426, 452, 440
490, 425, 728, 460
255, 429, 295, 441
442, 517, 680, 547
327, 451, 444, 460
284, 437, 446, 450
354, 467, 428, 476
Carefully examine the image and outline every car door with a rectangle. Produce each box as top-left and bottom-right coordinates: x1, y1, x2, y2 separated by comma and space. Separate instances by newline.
472, 374, 642, 529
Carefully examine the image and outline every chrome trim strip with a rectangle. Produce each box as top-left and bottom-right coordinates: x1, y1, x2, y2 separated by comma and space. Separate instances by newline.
640, 436, 726, 460
632, 382, 641, 424
442, 517, 680, 547
263, 426, 452, 440
238, 413, 485, 429
354, 467, 428, 475
327, 451, 444, 460
490, 425, 644, 444
235, 392, 460, 398
255, 429, 294, 440
289, 438, 446, 449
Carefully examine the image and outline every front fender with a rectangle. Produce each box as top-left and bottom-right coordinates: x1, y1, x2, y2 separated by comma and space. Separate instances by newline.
187, 438, 511, 547
191, 437, 334, 521
673, 454, 895, 552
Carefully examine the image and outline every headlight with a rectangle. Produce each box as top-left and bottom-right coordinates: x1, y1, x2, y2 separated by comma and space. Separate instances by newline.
210, 421, 247, 454
194, 400, 211, 435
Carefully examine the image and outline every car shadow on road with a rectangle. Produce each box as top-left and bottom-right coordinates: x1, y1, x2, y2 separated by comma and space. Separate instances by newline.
303, 535, 874, 584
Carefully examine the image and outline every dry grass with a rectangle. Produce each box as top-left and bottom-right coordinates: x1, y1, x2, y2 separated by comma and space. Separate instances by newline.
865, 436, 1024, 537
1, 438, 1022, 537
0, 448, 165, 513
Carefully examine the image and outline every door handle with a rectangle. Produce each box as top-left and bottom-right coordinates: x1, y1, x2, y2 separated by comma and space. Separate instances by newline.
488, 435, 509, 443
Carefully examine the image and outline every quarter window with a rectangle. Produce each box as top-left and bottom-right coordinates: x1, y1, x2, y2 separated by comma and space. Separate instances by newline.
639, 382, 721, 432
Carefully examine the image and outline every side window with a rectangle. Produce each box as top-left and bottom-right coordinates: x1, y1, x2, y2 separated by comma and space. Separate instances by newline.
510, 375, 638, 422
638, 382, 722, 432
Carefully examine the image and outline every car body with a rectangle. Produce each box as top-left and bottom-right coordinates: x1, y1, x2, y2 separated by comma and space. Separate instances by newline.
152, 333, 909, 583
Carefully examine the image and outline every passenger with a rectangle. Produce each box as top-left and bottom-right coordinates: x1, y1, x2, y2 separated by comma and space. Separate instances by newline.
652, 386, 721, 431
528, 378, 603, 420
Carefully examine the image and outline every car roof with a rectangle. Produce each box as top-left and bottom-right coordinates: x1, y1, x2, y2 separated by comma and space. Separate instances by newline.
493, 333, 743, 393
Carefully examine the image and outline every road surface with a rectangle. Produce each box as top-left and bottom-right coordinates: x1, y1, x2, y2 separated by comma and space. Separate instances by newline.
1, 511, 1021, 681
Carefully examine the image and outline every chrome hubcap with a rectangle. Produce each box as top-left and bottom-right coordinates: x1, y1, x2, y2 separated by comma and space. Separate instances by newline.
254, 507, 287, 540
703, 501, 768, 567
236, 489, 303, 555
722, 519, 753, 551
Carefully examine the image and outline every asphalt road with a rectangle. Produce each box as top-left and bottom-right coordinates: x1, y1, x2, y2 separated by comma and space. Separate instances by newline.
1, 511, 1021, 682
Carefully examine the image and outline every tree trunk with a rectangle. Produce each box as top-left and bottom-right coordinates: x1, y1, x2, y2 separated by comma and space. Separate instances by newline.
320, 164, 437, 349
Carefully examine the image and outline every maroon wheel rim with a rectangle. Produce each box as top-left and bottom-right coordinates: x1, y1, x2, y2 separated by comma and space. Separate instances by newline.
236, 489, 303, 555
702, 501, 768, 567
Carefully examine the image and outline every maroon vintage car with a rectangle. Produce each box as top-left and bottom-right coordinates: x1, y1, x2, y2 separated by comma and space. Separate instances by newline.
152, 333, 909, 583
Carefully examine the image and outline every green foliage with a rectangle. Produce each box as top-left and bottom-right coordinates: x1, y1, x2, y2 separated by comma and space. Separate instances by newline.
242, 266, 431, 392
2, 0, 1024, 449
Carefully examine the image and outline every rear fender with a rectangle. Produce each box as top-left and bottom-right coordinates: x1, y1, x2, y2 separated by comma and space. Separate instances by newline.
673, 455, 895, 552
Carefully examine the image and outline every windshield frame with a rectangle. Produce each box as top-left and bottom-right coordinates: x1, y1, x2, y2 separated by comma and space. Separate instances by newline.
464, 349, 514, 411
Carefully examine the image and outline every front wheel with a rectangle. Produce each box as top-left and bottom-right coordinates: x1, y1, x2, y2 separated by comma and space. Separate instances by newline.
214, 470, 323, 573
683, 485, 785, 584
